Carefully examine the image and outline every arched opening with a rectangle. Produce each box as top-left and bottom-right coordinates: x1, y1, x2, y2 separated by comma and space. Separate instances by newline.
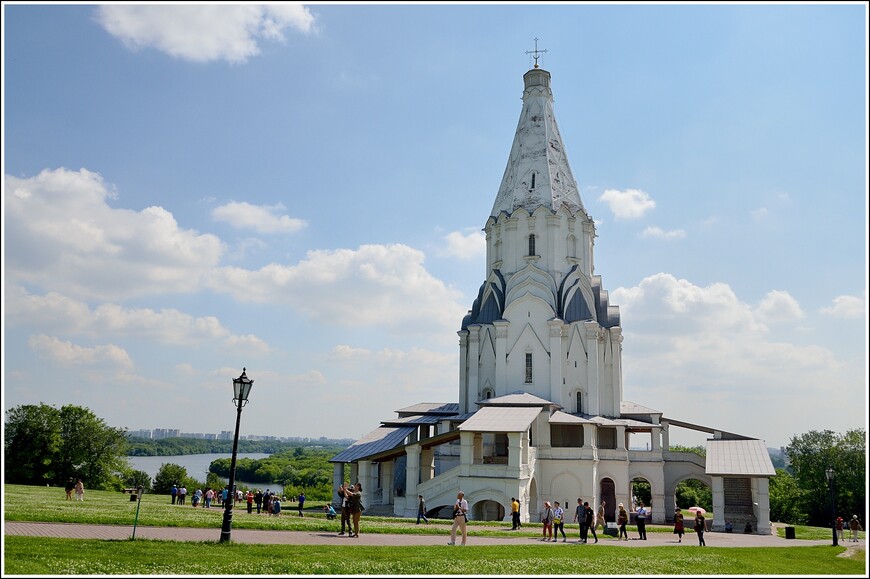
630, 477, 652, 514
473, 500, 505, 522
528, 478, 538, 522
600, 478, 616, 522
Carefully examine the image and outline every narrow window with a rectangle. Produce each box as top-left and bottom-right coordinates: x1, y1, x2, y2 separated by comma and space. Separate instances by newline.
531, 173, 536, 189
576, 392, 582, 414
525, 353, 533, 384
528, 234, 536, 256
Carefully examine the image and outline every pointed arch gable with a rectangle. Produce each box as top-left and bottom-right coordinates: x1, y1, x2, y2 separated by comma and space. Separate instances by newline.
505, 321, 549, 359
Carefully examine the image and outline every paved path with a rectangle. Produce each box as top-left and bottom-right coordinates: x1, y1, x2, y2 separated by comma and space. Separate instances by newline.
5, 521, 861, 549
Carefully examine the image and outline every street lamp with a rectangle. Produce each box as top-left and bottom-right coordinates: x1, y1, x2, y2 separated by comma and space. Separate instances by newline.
219, 368, 254, 543
825, 467, 837, 547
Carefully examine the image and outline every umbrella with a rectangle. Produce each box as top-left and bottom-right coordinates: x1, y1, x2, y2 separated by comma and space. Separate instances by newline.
688, 506, 707, 515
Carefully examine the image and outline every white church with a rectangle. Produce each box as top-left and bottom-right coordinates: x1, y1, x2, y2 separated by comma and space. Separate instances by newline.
331, 62, 775, 534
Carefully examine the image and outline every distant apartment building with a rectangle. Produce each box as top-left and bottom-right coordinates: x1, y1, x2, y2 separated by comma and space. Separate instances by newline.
152, 428, 180, 439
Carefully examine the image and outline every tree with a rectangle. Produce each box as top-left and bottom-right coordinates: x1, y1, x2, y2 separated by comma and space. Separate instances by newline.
768, 468, 807, 525
4, 403, 129, 489
123, 469, 153, 492
153, 463, 189, 495
785, 428, 866, 527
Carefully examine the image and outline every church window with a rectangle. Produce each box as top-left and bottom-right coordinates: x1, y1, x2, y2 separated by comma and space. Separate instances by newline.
528, 234, 536, 256
576, 392, 582, 413
531, 173, 536, 189
525, 353, 533, 383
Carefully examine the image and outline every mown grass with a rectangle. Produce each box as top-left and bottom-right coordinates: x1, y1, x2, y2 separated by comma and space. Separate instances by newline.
3, 536, 866, 575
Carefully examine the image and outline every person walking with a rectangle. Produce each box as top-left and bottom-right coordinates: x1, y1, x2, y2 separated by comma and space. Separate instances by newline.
673, 508, 684, 543
849, 515, 863, 542
246, 490, 254, 514
553, 501, 567, 542
694, 511, 706, 546
178, 486, 187, 505
416, 495, 429, 525
617, 503, 629, 541
596, 500, 606, 532
574, 498, 587, 543
541, 501, 554, 541
510, 497, 521, 530
171, 484, 178, 505
636, 501, 648, 540
836, 517, 845, 541
448, 491, 469, 546
298, 492, 306, 517
584, 501, 598, 543
73, 479, 84, 501
65, 477, 75, 500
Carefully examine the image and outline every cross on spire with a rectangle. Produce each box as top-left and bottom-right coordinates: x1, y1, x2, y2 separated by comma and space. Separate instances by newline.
525, 38, 548, 69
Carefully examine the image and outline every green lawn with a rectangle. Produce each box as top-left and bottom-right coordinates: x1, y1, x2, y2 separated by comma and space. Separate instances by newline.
3, 536, 866, 575
4, 484, 866, 575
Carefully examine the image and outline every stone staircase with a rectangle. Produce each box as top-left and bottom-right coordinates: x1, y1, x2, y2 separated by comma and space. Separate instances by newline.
723, 477, 756, 531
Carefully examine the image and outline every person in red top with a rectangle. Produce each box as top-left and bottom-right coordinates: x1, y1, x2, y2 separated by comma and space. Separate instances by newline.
246, 490, 254, 514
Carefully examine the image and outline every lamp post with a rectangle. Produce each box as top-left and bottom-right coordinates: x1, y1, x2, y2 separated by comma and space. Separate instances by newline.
219, 368, 253, 543
825, 467, 837, 547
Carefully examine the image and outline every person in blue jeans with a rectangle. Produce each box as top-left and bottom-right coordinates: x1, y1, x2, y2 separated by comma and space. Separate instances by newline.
298, 492, 305, 517
416, 495, 430, 524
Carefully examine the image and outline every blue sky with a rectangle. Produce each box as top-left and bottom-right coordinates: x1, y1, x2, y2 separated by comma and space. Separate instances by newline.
3, 3, 867, 449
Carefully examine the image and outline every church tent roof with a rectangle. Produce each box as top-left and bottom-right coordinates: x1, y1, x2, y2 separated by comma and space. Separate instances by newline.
458, 406, 542, 432
705, 439, 776, 476
548, 410, 592, 424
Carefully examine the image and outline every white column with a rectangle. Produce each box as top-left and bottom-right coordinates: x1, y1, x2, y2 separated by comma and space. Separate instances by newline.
615, 425, 626, 450
358, 460, 372, 509
459, 431, 474, 475
458, 331, 469, 414
548, 319, 564, 404
467, 325, 481, 412
494, 320, 509, 397
712, 476, 725, 531
753, 477, 772, 535
381, 461, 394, 504
651, 427, 661, 451
507, 432, 522, 468
661, 422, 670, 452
585, 322, 600, 415
333, 463, 345, 502
611, 327, 624, 410
420, 448, 435, 482
582, 424, 595, 449
405, 444, 421, 515
350, 463, 359, 485
546, 213, 560, 273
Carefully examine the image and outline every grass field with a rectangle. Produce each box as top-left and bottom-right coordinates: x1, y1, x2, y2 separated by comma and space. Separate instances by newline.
3, 484, 866, 575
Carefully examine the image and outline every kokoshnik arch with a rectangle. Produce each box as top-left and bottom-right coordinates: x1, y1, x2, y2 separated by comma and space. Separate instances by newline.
331, 61, 775, 534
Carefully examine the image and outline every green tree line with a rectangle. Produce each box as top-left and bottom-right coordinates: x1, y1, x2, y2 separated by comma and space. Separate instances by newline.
125, 437, 352, 456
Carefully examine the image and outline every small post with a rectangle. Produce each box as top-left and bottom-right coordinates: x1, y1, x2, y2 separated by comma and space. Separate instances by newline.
131, 485, 144, 540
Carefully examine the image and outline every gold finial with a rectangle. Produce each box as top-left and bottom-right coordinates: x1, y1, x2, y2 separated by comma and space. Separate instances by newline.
525, 37, 548, 69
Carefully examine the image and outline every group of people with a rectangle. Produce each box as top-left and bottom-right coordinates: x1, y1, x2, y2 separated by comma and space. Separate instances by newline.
836, 515, 864, 542
672, 507, 707, 545
336, 482, 365, 538
64, 478, 84, 501
169, 485, 187, 504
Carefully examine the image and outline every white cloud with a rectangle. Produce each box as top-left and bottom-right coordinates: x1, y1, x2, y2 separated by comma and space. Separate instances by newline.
208, 244, 467, 331
754, 290, 805, 323
439, 229, 486, 260
5, 168, 225, 301
598, 188, 656, 219
96, 4, 315, 64
611, 273, 861, 442
28, 335, 134, 369
212, 201, 307, 234
820, 293, 866, 319
640, 226, 686, 240
751, 207, 768, 221
4, 285, 270, 349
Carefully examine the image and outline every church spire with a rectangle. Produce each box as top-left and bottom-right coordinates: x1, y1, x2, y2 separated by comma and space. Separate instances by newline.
490, 63, 585, 218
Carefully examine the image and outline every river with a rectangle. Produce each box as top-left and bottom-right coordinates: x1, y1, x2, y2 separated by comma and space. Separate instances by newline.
127, 453, 276, 490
